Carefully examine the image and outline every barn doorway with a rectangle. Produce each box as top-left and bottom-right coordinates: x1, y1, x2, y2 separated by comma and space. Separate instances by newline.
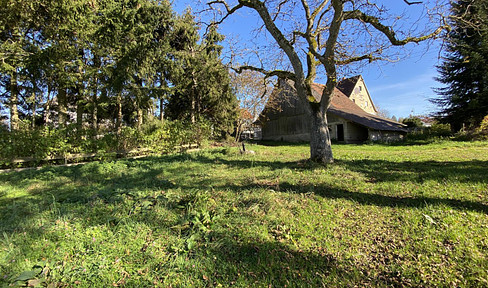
337, 124, 344, 141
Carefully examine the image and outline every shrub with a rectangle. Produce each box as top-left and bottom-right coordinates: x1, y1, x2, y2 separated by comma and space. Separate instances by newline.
429, 123, 452, 137
453, 115, 488, 141
0, 119, 213, 167
402, 116, 423, 128
477, 115, 488, 134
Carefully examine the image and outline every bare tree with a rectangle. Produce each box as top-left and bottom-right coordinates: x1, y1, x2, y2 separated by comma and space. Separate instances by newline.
231, 70, 275, 141
207, 0, 449, 163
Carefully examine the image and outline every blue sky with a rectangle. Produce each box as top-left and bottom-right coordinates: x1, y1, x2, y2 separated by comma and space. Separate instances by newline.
173, 0, 446, 119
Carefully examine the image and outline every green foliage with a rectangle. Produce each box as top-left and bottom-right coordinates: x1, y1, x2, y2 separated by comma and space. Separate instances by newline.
1, 141, 487, 286
453, 115, 488, 141
405, 122, 453, 142
0, 119, 212, 167
434, 0, 488, 130
477, 115, 488, 134
402, 116, 423, 128
165, 15, 238, 136
0, 0, 231, 144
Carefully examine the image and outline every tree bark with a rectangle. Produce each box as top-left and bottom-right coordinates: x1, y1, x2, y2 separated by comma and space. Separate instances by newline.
31, 92, 37, 129
92, 86, 98, 135
137, 106, 143, 129
190, 72, 197, 124
309, 104, 333, 163
76, 99, 83, 131
45, 89, 51, 124
116, 92, 123, 135
9, 75, 19, 131
92, 56, 101, 136
159, 97, 164, 121
58, 88, 68, 127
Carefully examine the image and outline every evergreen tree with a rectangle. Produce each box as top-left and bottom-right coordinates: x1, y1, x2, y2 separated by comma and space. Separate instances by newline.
166, 14, 237, 136
434, 0, 488, 131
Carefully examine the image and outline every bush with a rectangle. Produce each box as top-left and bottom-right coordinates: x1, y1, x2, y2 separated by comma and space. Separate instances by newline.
405, 122, 453, 142
454, 115, 488, 141
429, 123, 452, 137
402, 117, 423, 128
477, 115, 488, 134
0, 119, 213, 167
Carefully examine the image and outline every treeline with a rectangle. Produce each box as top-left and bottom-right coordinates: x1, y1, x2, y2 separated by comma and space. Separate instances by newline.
0, 0, 237, 161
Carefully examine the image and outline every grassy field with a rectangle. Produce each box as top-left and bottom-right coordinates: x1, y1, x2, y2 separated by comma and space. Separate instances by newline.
1, 141, 487, 287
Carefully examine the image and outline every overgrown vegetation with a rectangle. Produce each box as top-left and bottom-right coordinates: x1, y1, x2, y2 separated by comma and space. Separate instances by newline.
1, 141, 487, 287
0, 118, 211, 167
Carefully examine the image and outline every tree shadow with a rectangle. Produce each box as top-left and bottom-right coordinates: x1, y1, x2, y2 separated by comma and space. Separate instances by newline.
337, 158, 488, 184
0, 151, 487, 285
190, 231, 407, 287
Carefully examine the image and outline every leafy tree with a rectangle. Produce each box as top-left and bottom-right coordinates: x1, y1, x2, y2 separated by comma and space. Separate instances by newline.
434, 0, 488, 131
402, 116, 423, 128
208, 0, 448, 163
166, 14, 238, 136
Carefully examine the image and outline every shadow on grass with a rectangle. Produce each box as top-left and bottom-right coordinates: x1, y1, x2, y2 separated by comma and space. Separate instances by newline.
1, 151, 487, 285
192, 232, 403, 287
182, 153, 488, 184
1, 152, 486, 233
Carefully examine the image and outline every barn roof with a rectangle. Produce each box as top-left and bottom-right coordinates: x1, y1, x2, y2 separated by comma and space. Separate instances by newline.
336, 75, 361, 97
310, 83, 407, 132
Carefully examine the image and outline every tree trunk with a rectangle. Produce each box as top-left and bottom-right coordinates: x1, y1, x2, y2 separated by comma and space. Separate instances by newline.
58, 88, 68, 127
116, 92, 123, 135
309, 104, 334, 164
45, 89, 51, 124
77, 100, 83, 131
9, 75, 19, 130
92, 56, 101, 136
137, 106, 143, 129
159, 97, 164, 121
31, 92, 37, 129
190, 92, 196, 124
92, 87, 98, 135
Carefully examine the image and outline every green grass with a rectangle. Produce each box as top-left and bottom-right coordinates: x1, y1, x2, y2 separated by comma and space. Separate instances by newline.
1, 141, 487, 287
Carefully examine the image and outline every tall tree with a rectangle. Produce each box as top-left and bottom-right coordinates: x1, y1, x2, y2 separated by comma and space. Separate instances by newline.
0, 0, 33, 130
208, 0, 448, 163
434, 0, 488, 131
166, 14, 238, 136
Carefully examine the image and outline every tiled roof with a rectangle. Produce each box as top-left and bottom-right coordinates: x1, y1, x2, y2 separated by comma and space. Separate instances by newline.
310, 83, 407, 132
336, 75, 361, 97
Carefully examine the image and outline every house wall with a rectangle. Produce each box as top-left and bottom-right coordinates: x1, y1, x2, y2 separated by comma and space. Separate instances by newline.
261, 113, 311, 142
345, 122, 369, 142
349, 78, 377, 115
262, 112, 370, 143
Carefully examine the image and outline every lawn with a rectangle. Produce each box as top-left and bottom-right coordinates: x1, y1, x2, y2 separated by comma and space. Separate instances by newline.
1, 141, 487, 287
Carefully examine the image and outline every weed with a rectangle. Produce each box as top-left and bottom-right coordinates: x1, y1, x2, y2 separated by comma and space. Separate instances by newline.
0, 141, 487, 287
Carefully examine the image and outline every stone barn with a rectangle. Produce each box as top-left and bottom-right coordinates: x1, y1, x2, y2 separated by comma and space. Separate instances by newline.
258, 76, 407, 143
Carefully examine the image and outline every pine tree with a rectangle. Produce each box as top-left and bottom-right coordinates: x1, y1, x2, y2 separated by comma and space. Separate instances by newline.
166, 14, 238, 136
434, 0, 488, 131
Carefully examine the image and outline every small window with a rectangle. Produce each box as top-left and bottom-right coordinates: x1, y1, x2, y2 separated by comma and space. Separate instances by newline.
364, 101, 368, 107
359, 86, 362, 91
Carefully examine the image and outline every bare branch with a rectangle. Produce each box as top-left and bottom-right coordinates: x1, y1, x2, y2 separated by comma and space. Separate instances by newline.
207, 0, 244, 26
336, 53, 382, 65
403, 0, 422, 5
344, 9, 449, 46
232, 65, 296, 80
